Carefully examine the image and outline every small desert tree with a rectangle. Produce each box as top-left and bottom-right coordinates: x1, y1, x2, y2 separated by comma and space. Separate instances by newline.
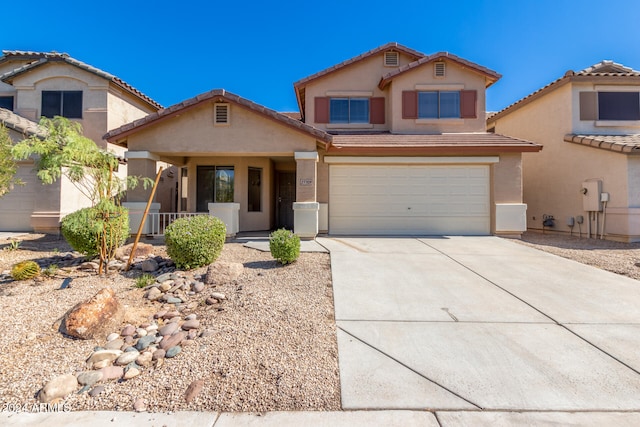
12, 117, 151, 273
0, 125, 22, 198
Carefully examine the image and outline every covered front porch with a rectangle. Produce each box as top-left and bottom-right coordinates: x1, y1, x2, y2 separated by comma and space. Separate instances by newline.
123, 151, 322, 239
103, 89, 332, 240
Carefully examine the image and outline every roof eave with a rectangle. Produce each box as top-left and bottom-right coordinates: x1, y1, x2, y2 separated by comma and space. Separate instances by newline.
326, 144, 542, 155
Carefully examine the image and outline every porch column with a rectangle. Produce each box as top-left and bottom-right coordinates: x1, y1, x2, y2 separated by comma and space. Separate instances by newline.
293, 151, 319, 239
122, 151, 160, 234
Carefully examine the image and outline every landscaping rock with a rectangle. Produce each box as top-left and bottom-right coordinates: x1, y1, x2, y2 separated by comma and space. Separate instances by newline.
204, 261, 244, 286
184, 379, 205, 404
135, 335, 156, 351
136, 352, 153, 367
210, 292, 226, 301
159, 331, 186, 350
192, 282, 205, 293
115, 242, 155, 262
165, 346, 182, 358
141, 259, 159, 272
99, 366, 124, 381
87, 349, 122, 366
145, 287, 162, 301
181, 319, 200, 330
121, 324, 136, 336
106, 333, 120, 342
152, 349, 165, 360
133, 398, 146, 412
89, 385, 105, 397
159, 322, 179, 336
61, 288, 124, 340
77, 371, 103, 387
39, 374, 78, 403
116, 350, 140, 366
105, 338, 124, 350
123, 367, 141, 380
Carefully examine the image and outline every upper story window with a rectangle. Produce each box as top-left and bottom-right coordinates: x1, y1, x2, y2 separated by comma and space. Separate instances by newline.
329, 98, 370, 123
0, 96, 14, 110
403, 90, 477, 120
580, 91, 640, 121
314, 96, 385, 125
418, 91, 460, 119
41, 91, 83, 119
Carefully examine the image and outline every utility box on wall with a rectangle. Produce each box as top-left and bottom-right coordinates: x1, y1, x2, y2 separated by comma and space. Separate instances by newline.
582, 179, 602, 212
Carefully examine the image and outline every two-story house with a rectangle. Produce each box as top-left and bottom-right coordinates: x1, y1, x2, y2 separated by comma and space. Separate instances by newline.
105, 42, 540, 238
488, 61, 640, 242
0, 50, 162, 232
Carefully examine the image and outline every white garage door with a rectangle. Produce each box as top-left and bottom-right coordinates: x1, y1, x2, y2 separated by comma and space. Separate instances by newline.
329, 164, 490, 235
0, 165, 36, 231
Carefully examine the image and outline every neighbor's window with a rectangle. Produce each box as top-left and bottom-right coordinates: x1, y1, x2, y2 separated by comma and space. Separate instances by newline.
0, 96, 14, 110
330, 97, 369, 123
418, 91, 460, 119
248, 167, 262, 212
41, 91, 83, 118
599, 92, 640, 120
196, 166, 235, 212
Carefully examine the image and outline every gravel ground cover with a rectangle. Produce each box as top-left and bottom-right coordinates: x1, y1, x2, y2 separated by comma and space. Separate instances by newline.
514, 231, 640, 281
0, 234, 340, 412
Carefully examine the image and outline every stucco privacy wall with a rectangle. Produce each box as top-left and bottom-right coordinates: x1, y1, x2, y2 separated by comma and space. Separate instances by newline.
304, 52, 416, 131
389, 60, 488, 133
490, 83, 634, 238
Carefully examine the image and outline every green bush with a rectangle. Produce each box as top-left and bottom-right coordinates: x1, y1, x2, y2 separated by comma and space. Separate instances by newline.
164, 215, 226, 270
269, 228, 300, 265
61, 201, 129, 258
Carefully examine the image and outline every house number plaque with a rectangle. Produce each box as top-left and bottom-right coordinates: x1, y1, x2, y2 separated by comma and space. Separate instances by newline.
299, 178, 313, 186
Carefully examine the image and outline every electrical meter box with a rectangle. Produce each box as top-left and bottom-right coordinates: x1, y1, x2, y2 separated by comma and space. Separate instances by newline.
582, 179, 602, 211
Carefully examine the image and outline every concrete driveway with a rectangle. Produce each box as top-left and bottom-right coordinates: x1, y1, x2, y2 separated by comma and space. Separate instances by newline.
318, 236, 640, 413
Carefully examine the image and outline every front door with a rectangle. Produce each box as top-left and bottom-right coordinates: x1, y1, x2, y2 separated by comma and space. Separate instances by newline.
276, 171, 295, 230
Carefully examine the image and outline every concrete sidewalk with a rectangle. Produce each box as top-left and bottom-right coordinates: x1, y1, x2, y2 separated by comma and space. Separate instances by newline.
5, 410, 640, 426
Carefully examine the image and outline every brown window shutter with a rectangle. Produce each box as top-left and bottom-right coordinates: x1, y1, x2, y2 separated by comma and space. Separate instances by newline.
460, 90, 477, 118
314, 97, 329, 123
580, 92, 597, 120
370, 97, 385, 124
402, 91, 417, 119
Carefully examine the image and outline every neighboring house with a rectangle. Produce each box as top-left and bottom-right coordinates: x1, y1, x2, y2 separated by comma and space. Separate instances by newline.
105, 42, 541, 238
0, 51, 162, 232
488, 60, 640, 242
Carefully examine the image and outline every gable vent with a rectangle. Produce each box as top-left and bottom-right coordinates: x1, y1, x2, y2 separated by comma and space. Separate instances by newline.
214, 103, 229, 125
384, 51, 399, 67
434, 62, 446, 77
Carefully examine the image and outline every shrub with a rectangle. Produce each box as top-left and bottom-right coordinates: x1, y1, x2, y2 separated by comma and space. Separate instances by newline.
135, 273, 156, 288
164, 215, 226, 270
269, 228, 300, 265
61, 201, 129, 258
11, 260, 41, 280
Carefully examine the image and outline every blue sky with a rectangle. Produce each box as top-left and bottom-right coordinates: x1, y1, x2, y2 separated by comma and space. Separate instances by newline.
4, 0, 639, 113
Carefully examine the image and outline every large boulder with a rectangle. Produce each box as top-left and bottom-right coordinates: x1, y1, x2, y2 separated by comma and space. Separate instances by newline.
115, 242, 155, 262
61, 288, 124, 340
204, 261, 244, 286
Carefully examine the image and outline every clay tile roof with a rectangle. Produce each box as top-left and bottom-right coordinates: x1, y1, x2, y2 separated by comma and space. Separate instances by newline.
293, 42, 424, 89
564, 134, 640, 154
329, 132, 541, 154
378, 52, 501, 90
104, 89, 332, 145
489, 60, 640, 123
0, 108, 47, 138
0, 50, 162, 110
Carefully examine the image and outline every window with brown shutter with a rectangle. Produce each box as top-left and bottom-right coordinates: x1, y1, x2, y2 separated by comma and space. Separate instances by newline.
402, 91, 418, 119
314, 97, 329, 123
370, 97, 385, 124
460, 90, 477, 119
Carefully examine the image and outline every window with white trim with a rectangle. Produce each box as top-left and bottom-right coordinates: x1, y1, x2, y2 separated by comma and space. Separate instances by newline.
329, 97, 369, 123
599, 92, 640, 120
196, 165, 234, 211
418, 91, 460, 119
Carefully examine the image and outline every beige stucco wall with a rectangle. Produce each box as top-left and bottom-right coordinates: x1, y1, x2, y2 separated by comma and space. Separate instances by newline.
489, 82, 637, 239
185, 156, 274, 231
492, 153, 523, 204
389, 60, 488, 133
303, 52, 417, 132
124, 102, 318, 157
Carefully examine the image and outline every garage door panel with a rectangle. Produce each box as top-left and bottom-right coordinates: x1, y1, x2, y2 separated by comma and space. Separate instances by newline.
330, 164, 490, 235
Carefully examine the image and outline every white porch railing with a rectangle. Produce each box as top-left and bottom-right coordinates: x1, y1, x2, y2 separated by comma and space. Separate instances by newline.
146, 212, 208, 237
